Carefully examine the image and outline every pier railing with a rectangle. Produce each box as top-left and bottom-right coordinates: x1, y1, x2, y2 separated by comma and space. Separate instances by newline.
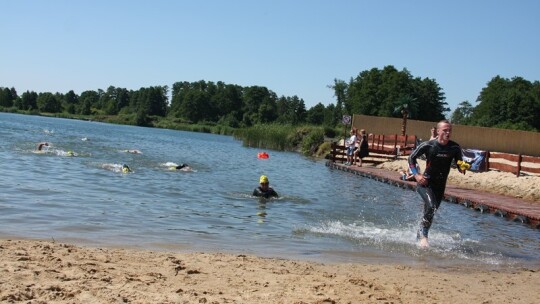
330, 134, 417, 165
486, 152, 540, 177
329, 138, 540, 177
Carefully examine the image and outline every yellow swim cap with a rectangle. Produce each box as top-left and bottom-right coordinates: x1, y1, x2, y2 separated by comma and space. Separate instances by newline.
259, 175, 269, 183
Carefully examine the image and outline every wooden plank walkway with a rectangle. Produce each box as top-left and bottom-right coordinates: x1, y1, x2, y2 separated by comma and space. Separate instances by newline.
326, 161, 540, 229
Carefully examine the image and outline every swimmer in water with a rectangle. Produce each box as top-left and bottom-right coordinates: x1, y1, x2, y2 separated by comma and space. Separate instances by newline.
168, 163, 193, 172
252, 175, 278, 198
124, 149, 142, 154
122, 164, 132, 173
36, 142, 49, 151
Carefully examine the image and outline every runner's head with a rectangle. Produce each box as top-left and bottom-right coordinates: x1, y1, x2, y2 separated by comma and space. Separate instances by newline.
436, 120, 452, 144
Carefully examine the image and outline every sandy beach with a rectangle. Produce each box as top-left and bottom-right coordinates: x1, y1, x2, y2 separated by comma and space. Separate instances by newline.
1, 239, 538, 304
2, 162, 539, 303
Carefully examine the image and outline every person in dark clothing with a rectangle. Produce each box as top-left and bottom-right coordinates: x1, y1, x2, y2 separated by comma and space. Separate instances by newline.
253, 175, 278, 198
353, 129, 369, 166
408, 120, 467, 248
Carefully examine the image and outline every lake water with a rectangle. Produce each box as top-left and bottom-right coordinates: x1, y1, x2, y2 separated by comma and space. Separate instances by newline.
1, 112, 539, 267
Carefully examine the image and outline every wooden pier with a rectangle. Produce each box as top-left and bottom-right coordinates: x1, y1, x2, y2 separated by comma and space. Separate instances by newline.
326, 161, 540, 229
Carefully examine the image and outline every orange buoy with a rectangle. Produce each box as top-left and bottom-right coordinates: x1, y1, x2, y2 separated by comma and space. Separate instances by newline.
257, 152, 269, 159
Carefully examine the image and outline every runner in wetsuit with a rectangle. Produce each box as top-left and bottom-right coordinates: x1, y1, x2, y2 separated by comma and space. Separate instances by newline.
253, 175, 278, 198
408, 120, 466, 248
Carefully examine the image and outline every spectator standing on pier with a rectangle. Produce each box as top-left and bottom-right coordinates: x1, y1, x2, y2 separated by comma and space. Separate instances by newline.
344, 128, 357, 166
353, 129, 369, 166
429, 126, 437, 140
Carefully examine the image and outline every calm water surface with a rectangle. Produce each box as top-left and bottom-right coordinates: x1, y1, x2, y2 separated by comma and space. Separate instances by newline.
1, 113, 539, 267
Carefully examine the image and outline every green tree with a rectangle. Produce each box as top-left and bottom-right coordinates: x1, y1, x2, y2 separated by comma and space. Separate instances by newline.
79, 90, 99, 115
450, 100, 474, 125
329, 79, 347, 117
101, 86, 131, 115
63, 90, 79, 114
323, 104, 337, 127
339, 66, 447, 121
146, 86, 168, 117
275, 95, 306, 125
37, 92, 61, 113
211, 82, 243, 122
413, 77, 448, 121
0, 87, 15, 107
19, 90, 38, 110
306, 102, 326, 125
170, 81, 191, 115
243, 86, 277, 126
470, 76, 539, 131
258, 100, 277, 123
179, 90, 210, 123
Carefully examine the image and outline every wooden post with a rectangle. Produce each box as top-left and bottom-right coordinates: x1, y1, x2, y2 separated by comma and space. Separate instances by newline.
393, 134, 398, 157
517, 153, 522, 177
331, 141, 336, 163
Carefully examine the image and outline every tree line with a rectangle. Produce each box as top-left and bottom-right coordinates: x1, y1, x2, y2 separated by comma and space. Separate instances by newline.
451, 76, 540, 131
1, 65, 538, 131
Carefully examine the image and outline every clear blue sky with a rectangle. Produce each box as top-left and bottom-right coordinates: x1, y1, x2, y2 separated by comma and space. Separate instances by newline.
1, 0, 539, 115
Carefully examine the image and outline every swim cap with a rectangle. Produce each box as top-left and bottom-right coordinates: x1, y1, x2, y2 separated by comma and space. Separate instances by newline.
259, 175, 269, 184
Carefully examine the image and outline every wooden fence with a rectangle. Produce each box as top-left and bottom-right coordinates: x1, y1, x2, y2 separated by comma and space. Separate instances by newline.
351, 114, 540, 157
487, 152, 540, 177
329, 134, 540, 177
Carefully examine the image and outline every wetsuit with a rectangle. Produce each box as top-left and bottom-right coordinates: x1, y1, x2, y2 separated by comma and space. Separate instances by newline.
252, 187, 278, 199
408, 139, 463, 238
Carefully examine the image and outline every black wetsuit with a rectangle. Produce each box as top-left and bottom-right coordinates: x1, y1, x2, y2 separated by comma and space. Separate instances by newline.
408, 139, 463, 238
252, 187, 278, 199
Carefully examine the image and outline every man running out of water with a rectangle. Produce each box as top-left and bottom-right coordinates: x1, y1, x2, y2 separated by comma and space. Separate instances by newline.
408, 120, 467, 248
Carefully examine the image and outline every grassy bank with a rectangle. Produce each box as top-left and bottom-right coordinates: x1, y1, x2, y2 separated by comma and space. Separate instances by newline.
233, 124, 338, 156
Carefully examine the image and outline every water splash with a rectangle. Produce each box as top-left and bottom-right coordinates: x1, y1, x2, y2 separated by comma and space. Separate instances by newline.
301, 220, 511, 265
